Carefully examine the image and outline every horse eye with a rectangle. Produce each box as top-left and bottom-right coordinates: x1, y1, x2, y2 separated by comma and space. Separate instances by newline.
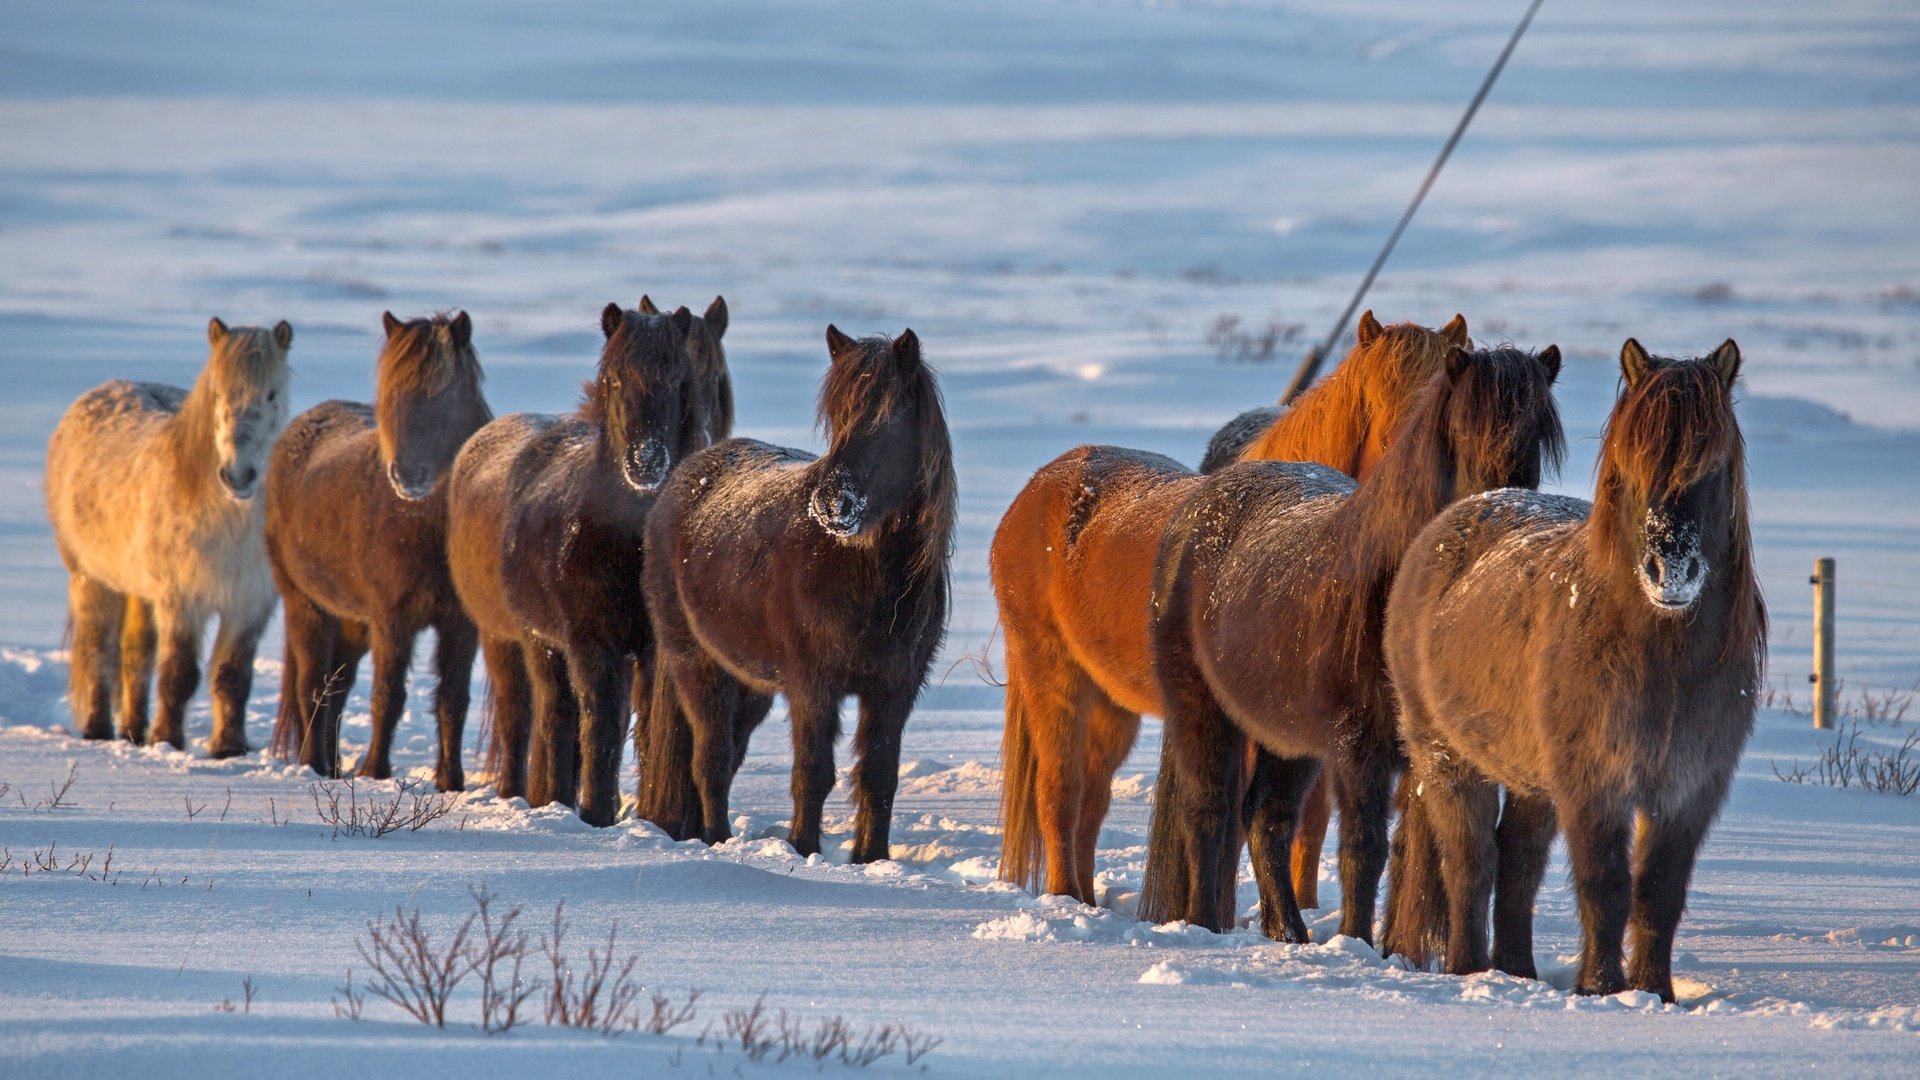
268, 391, 278, 402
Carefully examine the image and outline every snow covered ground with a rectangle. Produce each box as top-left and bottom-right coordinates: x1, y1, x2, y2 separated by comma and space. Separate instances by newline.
1, 1, 1916, 1075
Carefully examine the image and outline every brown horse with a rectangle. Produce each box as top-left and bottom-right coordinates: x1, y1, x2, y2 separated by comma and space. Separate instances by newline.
267, 311, 492, 790
991, 311, 1466, 905
639, 327, 954, 862
449, 298, 727, 827
1139, 345, 1564, 944
1382, 340, 1762, 1002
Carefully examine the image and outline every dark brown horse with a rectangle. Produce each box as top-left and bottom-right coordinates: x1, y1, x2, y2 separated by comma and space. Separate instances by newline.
448, 298, 728, 827
267, 311, 492, 790
1139, 345, 1564, 944
1382, 340, 1762, 1002
991, 312, 1466, 905
639, 327, 954, 862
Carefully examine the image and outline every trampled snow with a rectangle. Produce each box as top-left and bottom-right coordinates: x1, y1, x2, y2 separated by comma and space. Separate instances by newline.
1, 1, 1916, 1076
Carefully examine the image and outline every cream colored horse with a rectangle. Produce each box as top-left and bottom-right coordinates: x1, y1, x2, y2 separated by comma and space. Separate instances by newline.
46, 317, 292, 754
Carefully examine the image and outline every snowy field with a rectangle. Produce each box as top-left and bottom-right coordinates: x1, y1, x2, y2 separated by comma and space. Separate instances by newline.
2, 1, 1918, 1075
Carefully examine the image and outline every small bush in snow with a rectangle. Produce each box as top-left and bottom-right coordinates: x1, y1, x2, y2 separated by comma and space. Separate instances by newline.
309, 778, 457, 838
1774, 720, 1920, 796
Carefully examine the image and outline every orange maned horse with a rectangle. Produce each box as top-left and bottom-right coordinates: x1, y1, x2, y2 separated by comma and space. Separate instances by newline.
991, 310, 1466, 905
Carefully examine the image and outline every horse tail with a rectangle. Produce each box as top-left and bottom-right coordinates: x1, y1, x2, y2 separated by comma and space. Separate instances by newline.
995, 641, 1043, 892
476, 675, 500, 780
1137, 731, 1188, 925
1381, 778, 1446, 969
635, 660, 698, 839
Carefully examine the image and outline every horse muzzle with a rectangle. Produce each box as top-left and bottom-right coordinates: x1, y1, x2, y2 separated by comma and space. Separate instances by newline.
807, 474, 868, 538
218, 464, 259, 502
1638, 548, 1707, 613
622, 439, 672, 492
386, 461, 437, 502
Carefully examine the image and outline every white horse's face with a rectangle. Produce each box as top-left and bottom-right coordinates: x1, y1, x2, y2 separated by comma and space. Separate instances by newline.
213, 371, 288, 502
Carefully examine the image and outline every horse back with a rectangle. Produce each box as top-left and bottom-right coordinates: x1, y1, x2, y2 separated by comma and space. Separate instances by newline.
1156, 460, 1358, 753
991, 444, 1200, 716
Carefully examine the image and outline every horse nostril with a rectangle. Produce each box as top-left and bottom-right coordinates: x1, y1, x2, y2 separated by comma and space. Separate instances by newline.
238, 466, 257, 489
1686, 556, 1700, 581
1643, 553, 1662, 583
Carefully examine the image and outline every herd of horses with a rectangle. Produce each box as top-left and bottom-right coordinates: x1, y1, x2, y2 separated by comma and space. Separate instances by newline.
43, 301, 1762, 1005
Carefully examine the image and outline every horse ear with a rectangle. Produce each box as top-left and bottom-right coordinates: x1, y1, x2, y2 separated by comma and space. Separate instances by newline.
670, 305, 694, 338
1620, 338, 1654, 388
1445, 344, 1473, 381
208, 317, 229, 345
273, 320, 294, 350
1442, 313, 1469, 348
1537, 344, 1561, 384
1710, 338, 1741, 386
704, 296, 728, 339
448, 311, 473, 350
892, 328, 921, 367
601, 302, 623, 338
638, 295, 661, 316
382, 311, 402, 339
826, 324, 858, 361
1357, 310, 1383, 348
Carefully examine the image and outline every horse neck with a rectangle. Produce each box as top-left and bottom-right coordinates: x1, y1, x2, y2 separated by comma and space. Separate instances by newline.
1336, 408, 1452, 586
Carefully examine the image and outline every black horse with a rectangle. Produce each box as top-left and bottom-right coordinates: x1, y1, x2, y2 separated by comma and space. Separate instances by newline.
638, 327, 955, 862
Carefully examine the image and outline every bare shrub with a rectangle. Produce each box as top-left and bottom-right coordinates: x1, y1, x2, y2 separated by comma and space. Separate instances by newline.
542, 903, 642, 1034
722, 994, 778, 1062
332, 969, 366, 1020
356, 905, 477, 1026
310, 778, 458, 839
468, 885, 538, 1035
1774, 720, 1920, 795
240, 975, 257, 1013
646, 989, 701, 1036
1205, 314, 1304, 363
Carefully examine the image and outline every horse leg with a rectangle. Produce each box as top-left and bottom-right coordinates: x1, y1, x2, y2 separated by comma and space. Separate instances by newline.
481, 636, 532, 801
357, 626, 413, 781
1491, 790, 1557, 980
205, 612, 265, 758
1330, 752, 1395, 944
429, 614, 478, 792
730, 692, 774, 780
66, 574, 120, 741
117, 597, 155, 744
318, 624, 368, 778
1167, 699, 1246, 932
149, 607, 201, 752
569, 643, 633, 828
785, 685, 843, 858
525, 645, 579, 808
1291, 774, 1334, 910
1561, 796, 1634, 996
1417, 766, 1500, 975
1243, 752, 1320, 943
1626, 784, 1725, 1003
850, 685, 917, 865
671, 657, 741, 846
1030, 646, 1087, 900
1075, 686, 1140, 903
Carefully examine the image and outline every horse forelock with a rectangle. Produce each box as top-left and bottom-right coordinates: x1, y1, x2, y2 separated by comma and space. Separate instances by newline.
578, 312, 685, 426
206, 325, 291, 393
1243, 320, 1455, 473
377, 314, 483, 404
1592, 357, 1764, 663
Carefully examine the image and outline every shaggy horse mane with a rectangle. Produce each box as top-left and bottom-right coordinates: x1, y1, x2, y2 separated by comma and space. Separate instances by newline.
1240, 317, 1461, 471
817, 334, 957, 592
1325, 345, 1566, 673
576, 309, 686, 426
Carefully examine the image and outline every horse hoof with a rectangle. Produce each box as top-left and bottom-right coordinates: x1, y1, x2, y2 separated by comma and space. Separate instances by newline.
435, 770, 465, 793
206, 741, 250, 760
79, 725, 112, 741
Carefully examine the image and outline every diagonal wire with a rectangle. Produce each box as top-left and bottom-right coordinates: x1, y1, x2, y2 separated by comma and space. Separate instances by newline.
1280, 0, 1547, 404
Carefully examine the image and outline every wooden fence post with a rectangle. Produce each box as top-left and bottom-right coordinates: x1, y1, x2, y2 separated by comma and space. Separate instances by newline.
1812, 557, 1836, 730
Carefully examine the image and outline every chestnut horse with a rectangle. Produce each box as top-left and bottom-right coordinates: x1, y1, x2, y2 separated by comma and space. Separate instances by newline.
1139, 345, 1563, 943
267, 312, 492, 790
1382, 340, 1762, 1002
449, 298, 727, 826
46, 317, 292, 754
639, 327, 954, 862
991, 311, 1466, 905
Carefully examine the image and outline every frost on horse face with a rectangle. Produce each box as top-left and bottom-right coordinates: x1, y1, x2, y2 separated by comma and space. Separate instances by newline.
1640, 506, 1707, 612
